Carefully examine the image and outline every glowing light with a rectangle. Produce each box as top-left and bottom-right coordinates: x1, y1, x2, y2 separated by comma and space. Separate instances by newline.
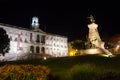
43, 57, 47, 60
99, 54, 116, 58
69, 52, 74, 56
115, 45, 120, 52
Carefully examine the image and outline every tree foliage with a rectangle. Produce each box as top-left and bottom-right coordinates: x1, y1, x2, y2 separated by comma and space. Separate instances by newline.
85, 37, 96, 49
0, 64, 50, 80
0, 28, 10, 56
70, 40, 85, 50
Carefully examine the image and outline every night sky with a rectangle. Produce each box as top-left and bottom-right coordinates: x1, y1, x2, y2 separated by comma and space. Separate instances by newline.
0, 1, 120, 41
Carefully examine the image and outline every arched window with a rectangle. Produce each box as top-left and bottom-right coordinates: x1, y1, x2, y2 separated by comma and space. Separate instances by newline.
30, 46, 34, 53
36, 46, 40, 53
41, 47, 45, 54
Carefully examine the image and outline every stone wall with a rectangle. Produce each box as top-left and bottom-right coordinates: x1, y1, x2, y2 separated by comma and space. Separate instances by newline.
81, 48, 104, 55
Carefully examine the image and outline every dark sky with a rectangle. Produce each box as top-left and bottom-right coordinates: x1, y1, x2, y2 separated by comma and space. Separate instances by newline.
0, 1, 120, 41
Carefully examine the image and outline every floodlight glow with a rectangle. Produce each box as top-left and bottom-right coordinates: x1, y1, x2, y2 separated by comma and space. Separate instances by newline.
43, 57, 47, 60
115, 45, 120, 52
99, 54, 116, 58
69, 52, 74, 56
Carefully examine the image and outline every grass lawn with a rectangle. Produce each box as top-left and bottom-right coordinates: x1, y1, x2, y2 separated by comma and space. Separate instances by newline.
1, 54, 120, 80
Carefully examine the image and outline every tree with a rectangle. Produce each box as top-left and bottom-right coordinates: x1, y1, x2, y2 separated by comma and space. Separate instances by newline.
0, 28, 10, 56
70, 40, 85, 55
71, 40, 85, 50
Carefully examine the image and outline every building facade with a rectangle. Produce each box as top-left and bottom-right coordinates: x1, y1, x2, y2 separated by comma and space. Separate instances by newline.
0, 17, 68, 61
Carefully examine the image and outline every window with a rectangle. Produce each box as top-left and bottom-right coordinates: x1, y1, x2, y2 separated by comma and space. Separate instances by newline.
25, 33, 27, 36
30, 46, 34, 53
10, 36, 12, 41
14, 37, 17, 41
25, 39, 28, 43
41, 47, 45, 53
30, 33, 32, 42
54, 43, 56, 47
36, 46, 40, 53
21, 32, 22, 35
36, 34, 40, 42
20, 38, 22, 42
41, 35, 45, 43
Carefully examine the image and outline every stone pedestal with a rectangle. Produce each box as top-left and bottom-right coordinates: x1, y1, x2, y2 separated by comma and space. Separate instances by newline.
88, 23, 102, 47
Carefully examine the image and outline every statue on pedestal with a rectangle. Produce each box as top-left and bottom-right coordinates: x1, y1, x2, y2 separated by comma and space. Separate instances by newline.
87, 15, 112, 56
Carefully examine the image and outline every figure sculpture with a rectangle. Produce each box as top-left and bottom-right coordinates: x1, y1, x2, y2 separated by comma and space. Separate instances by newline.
88, 15, 95, 23
87, 15, 112, 57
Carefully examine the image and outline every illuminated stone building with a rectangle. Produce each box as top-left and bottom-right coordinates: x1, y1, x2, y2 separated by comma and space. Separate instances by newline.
0, 17, 68, 61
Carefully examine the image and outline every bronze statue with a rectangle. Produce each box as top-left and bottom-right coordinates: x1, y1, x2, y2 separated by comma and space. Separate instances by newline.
88, 15, 95, 23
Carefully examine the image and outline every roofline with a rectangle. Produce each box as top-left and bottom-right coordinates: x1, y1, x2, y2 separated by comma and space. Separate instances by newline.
0, 23, 45, 33
46, 32, 68, 38
0, 23, 68, 38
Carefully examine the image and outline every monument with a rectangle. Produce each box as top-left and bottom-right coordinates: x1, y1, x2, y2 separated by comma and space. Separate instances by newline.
87, 15, 112, 56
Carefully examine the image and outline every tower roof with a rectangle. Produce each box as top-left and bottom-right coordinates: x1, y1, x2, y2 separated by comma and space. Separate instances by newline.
31, 16, 39, 29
